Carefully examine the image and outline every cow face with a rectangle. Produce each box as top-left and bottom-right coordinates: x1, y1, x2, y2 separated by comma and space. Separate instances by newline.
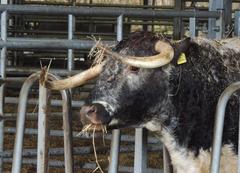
80, 31, 187, 130
42, 31, 189, 130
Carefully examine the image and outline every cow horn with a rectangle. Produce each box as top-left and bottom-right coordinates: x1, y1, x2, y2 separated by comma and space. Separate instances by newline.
43, 63, 104, 90
100, 41, 174, 68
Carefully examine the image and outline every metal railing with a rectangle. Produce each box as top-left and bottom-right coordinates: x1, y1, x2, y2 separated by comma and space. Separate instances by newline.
11, 72, 73, 173
210, 82, 240, 173
0, 4, 220, 18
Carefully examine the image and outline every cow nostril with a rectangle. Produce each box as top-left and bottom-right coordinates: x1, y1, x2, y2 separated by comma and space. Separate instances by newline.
86, 105, 97, 116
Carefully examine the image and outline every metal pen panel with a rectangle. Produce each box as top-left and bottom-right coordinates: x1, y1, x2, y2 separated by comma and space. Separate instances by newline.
11, 72, 73, 173
37, 85, 51, 173
210, 82, 240, 173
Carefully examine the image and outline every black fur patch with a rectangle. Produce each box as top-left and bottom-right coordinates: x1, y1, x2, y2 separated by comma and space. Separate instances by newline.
170, 42, 239, 154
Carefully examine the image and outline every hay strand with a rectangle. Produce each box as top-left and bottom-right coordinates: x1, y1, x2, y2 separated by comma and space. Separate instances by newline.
92, 126, 105, 173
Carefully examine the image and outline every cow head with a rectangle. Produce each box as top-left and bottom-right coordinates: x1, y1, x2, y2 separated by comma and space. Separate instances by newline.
44, 31, 190, 131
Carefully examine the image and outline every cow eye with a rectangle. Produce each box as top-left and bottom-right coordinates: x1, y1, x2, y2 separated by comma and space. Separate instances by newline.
128, 66, 140, 73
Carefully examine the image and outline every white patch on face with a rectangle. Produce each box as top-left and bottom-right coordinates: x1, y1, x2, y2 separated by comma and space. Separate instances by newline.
108, 118, 124, 126
126, 69, 152, 91
143, 120, 162, 132
92, 100, 115, 116
160, 129, 237, 173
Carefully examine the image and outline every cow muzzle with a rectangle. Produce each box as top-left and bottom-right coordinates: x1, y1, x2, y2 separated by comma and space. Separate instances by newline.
80, 103, 111, 125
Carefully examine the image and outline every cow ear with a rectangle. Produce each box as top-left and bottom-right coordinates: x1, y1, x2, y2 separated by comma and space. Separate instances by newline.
172, 37, 191, 64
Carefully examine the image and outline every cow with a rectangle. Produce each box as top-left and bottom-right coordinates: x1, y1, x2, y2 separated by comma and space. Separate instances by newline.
43, 31, 239, 173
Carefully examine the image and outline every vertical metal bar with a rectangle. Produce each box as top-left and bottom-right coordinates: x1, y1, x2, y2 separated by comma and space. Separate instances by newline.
142, 0, 149, 31
11, 73, 40, 173
66, 13, 74, 173
61, 89, 73, 173
215, 9, 224, 39
208, 0, 224, 39
189, 17, 196, 38
108, 129, 121, 173
0, 1, 7, 171
108, 15, 123, 173
224, 0, 232, 28
208, 0, 217, 39
47, 74, 73, 173
37, 85, 50, 173
173, 0, 184, 39
67, 14, 75, 72
134, 128, 147, 173
210, 82, 240, 173
163, 146, 172, 173
235, 11, 240, 37
117, 15, 123, 42
238, 97, 240, 173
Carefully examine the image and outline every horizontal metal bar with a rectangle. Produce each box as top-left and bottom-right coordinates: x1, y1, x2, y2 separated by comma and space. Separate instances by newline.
3, 158, 163, 173
0, 5, 220, 18
4, 127, 160, 144
2, 145, 162, 158
2, 147, 91, 158
5, 97, 84, 107
0, 38, 115, 49
22, 1, 174, 9
6, 67, 81, 76
4, 112, 63, 120
0, 77, 26, 84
